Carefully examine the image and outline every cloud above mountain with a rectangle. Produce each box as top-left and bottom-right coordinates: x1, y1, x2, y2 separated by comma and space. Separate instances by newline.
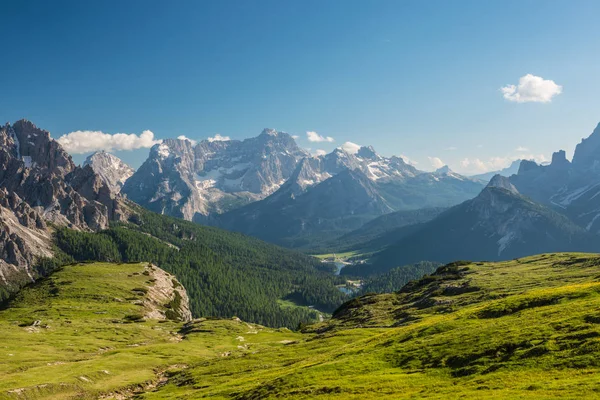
56, 130, 161, 154
307, 131, 334, 143
460, 153, 549, 174
400, 154, 418, 166
501, 74, 562, 103
177, 135, 197, 146
428, 156, 445, 169
208, 134, 231, 142
340, 141, 361, 154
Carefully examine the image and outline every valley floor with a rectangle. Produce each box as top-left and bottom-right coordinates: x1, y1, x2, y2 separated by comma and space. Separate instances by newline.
3, 254, 600, 398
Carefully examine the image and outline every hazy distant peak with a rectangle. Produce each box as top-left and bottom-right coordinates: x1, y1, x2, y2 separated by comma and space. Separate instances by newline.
486, 174, 519, 195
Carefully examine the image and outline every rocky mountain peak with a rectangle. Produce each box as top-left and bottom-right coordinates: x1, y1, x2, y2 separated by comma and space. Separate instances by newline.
550, 150, 570, 168
572, 122, 600, 171
260, 128, 279, 137
356, 145, 378, 160
434, 165, 452, 175
487, 174, 519, 195
517, 159, 541, 175
84, 151, 135, 193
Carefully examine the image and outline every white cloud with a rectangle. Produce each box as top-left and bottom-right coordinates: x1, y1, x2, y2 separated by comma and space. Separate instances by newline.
56, 130, 160, 154
446, 146, 458, 151
307, 131, 334, 143
428, 156, 445, 169
501, 74, 562, 103
208, 134, 231, 142
400, 154, 418, 166
515, 146, 529, 152
340, 141, 361, 154
314, 149, 327, 156
459, 153, 548, 174
177, 135, 197, 146
292, 135, 299, 140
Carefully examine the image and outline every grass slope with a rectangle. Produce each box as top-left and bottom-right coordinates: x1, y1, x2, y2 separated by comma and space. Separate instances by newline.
53, 204, 347, 329
4, 253, 600, 398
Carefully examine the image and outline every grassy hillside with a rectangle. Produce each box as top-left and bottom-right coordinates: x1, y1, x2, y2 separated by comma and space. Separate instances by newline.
4, 253, 600, 398
52, 204, 347, 329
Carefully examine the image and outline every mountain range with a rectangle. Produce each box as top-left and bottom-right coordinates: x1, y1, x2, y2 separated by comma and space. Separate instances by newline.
509, 123, 600, 233
0, 120, 346, 329
116, 131, 484, 231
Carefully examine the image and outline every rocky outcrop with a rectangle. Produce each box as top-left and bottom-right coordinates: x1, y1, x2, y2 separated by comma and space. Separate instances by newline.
144, 264, 192, 322
0, 190, 52, 285
84, 151, 134, 193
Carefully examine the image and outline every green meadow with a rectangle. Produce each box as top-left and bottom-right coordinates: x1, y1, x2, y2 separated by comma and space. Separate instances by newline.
3, 253, 600, 398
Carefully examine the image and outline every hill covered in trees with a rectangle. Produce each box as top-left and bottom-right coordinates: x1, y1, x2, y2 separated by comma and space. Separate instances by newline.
50, 204, 347, 329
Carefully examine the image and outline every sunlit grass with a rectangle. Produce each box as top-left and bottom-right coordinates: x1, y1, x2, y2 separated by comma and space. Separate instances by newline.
3, 253, 600, 398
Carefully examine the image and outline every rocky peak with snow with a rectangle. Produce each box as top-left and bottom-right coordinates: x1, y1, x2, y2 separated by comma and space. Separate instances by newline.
356, 145, 378, 160
123, 129, 483, 221
434, 165, 452, 175
122, 128, 310, 219
84, 151, 135, 193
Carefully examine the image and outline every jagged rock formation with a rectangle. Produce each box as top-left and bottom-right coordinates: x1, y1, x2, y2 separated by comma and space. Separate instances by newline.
0, 120, 126, 288
84, 151, 134, 193
510, 122, 600, 233
122, 129, 309, 220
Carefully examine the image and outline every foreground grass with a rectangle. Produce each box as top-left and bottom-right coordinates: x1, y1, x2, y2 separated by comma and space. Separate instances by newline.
3, 254, 600, 398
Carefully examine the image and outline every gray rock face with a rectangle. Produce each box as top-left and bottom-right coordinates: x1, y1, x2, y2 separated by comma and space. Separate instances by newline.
122, 129, 484, 234
487, 175, 519, 195
0, 120, 124, 231
122, 129, 310, 220
572, 122, 600, 172
0, 120, 126, 287
84, 151, 134, 193
510, 121, 600, 233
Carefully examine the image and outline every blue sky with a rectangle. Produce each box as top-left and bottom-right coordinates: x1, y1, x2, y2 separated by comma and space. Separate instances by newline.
1, 0, 600, 173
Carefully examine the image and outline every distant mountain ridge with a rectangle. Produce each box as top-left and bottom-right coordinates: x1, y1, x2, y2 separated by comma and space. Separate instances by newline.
212, 150, 483, 247
122, 130, 484, 224
122, 129, 309, 220
370, 175, 599, 272
510, 122, 600, 233
470, 159, 523, 182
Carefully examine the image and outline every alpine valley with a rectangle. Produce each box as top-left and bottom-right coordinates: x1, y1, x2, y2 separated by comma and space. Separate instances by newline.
120, 129, 484, 247
3, 119, 600, 399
